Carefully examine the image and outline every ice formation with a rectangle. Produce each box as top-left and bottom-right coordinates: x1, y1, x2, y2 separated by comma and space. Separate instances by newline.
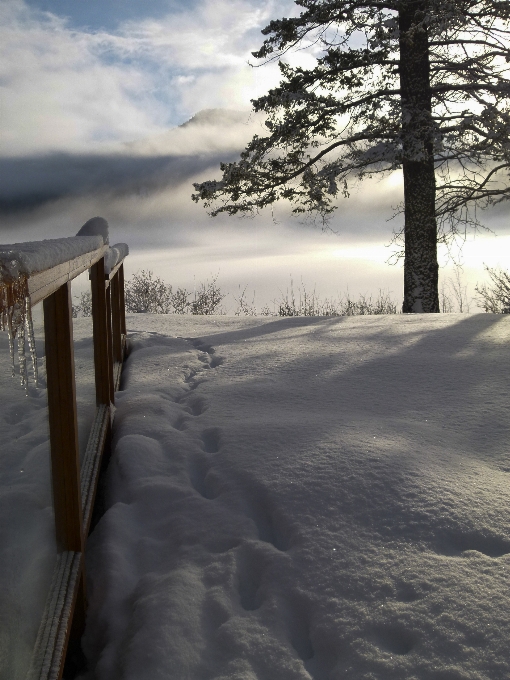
0, 275, 33, 389
0, 233, 106, 389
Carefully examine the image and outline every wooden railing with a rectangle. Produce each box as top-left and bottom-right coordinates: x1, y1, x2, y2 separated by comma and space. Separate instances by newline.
0, 238, 128, 680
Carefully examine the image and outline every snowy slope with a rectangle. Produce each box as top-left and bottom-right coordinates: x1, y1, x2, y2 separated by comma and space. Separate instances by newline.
0, 313, 100, 680
82, 314, 510, 680
0, 312, 54, 680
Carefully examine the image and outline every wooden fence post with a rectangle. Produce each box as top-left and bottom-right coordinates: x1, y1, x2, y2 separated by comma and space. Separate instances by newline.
43, 281, 87, 658
110, 271, 122, 364
90, 259, 114, 406
119, 264, 126, 337
43, 282, 84, 554
105, 284, 114, 389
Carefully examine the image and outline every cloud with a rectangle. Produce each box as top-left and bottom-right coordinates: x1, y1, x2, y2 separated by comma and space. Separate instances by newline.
0, 0, 295, 155
0, 3, 171, 155
0, 109, 268, 216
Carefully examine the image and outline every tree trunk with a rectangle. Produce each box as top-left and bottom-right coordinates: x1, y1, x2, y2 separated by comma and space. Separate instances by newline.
399, 0, 439, 312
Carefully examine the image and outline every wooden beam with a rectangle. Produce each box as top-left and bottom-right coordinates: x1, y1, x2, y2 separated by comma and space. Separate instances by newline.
43, 282, 84, 554
80, 404, 111, 536
106, 256, 127, 282
105, 285, 114, 403
29, 245, 107, 307
119, 264, 127, 337
27, 551, 83, 680
11, 235, 131, 680
110, 271, 123, 364
90, 259, 114, 406
3, 236, 132, 680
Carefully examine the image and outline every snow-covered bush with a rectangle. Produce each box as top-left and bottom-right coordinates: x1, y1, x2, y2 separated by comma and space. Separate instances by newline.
233, 286, 257, 316
440, 266, 471, 313
171, 287, 191, 314
276, 281, 397, 316
189, 276, 225, 315
475, 266, 510, 313
72, 291, 92, 318
125, 270, 173, 314
124, 271, 225, 315
77, 269, 399, 317
342, 291, 397, 315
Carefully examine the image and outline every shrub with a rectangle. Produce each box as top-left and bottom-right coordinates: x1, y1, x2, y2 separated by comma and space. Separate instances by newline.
123, 271, 226, 315
440, 266, 471, 313
171, 287, 191, 314
276, 279, 397, 316
103, 270, 400, 317
72, 291, 92, 318
234, 286, 257, 316
189, 276, 225, 315
125, 270, 173, 314
475, 266, 510, 313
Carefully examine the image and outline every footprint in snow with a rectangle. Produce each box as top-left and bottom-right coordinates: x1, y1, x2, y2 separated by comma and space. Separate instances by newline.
439, 531, 510, 558
236, 544, 266, 611
201, 428, 221, 454
370, 626, 416, 656
187, 454, 216, 500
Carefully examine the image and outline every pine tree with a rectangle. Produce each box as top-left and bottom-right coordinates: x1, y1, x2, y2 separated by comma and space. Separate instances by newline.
193, 0, 510, 312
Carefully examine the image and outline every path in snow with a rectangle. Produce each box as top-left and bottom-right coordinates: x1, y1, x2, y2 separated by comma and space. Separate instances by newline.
81, 314, 510, 680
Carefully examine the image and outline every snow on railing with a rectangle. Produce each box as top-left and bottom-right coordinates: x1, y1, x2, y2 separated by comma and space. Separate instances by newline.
0, 217, 128, 680
0, 234, 104, 389
0, 217, 128, 391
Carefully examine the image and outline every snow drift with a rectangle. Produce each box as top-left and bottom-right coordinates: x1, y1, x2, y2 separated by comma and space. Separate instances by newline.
82, 314, 510, 680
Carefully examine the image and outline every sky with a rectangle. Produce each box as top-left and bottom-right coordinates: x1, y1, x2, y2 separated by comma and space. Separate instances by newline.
1, 0, 509, 310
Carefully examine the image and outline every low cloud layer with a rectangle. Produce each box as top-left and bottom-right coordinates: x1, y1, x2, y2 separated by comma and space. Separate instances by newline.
0, 108, 251, 217
0, 151, 226, 213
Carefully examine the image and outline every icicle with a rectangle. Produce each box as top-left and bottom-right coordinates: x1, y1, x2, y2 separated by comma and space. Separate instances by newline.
17, 305, 28, 393
0, 275, 36, 391
26, 296, 38, 386
7, 307, 15, 378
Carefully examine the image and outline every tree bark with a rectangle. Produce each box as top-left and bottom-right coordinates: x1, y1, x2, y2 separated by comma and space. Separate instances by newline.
399, 0, 439, 312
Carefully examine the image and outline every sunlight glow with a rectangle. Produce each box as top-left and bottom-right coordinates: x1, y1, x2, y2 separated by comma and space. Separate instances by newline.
385, 170, 404, 187
327, 244, 392, 263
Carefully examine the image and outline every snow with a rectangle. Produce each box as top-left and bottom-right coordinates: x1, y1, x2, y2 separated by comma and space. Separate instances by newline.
0, 311, 102, 680
80, 313, 510, 680
104, 244, 130, 275
76, 217, 110, 245
0, 215, 112, 284
0, 236, 104, 283
0, 306, 55, 680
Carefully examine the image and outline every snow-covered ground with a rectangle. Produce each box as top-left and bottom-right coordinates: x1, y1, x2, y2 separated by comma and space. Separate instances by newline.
0, 309, 97, 680
0, 308, 53, 680
82, 313, 510, 680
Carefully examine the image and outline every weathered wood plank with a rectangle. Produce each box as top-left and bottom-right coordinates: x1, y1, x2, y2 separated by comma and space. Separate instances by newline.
119, 264, 127, 337
90, 258, 114, 406
29, 245, 107, 306
43, 282, 84, 554
105, 286, 114, 403
110, 271, 123, 363
27, 551, 83, 680
80, 404, 111, 537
